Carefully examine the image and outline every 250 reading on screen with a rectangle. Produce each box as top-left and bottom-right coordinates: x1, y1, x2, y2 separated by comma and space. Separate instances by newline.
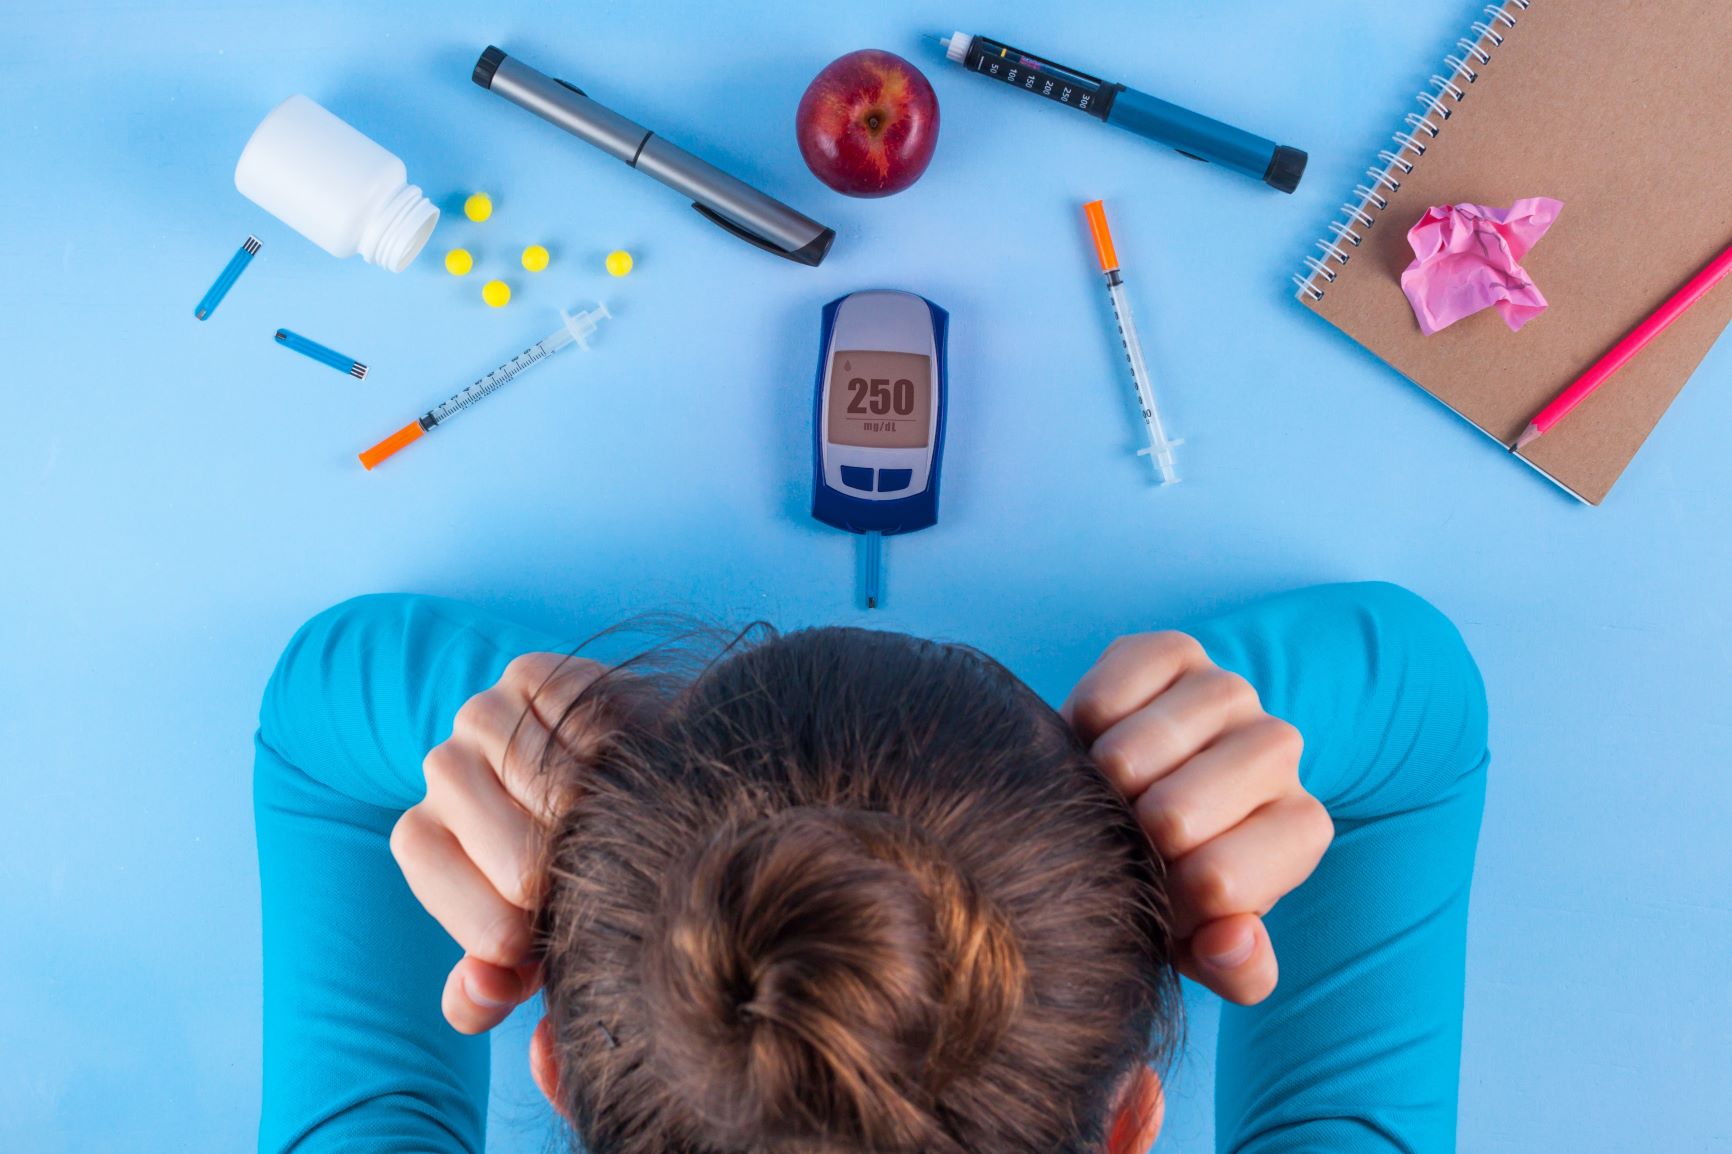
827, 350, 932, 449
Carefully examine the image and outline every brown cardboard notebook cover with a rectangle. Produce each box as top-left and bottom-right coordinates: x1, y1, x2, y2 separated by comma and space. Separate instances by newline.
1296, 0, 1732, 504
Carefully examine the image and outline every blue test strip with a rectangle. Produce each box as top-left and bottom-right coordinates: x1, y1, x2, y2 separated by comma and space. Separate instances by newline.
195, 235, 260, 320
275, 329, 368, 379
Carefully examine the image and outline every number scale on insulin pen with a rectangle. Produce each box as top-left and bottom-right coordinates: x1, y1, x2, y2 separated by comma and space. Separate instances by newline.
811, 290, 949, 610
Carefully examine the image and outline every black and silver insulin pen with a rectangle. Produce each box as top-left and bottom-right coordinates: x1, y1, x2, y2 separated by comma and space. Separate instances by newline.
474, 46, 836, 266
934, 32, 1307, 193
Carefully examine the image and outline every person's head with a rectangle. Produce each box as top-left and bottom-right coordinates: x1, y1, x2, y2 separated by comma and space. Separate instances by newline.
526, 625, 1179, 1154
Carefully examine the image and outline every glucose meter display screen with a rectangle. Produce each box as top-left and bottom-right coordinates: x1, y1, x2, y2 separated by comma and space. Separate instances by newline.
827, 350, 932, 448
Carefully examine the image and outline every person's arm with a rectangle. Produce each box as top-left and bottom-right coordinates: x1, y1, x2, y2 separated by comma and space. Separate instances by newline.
253, 593, 567, 1154
1186, 582, 1490, 1154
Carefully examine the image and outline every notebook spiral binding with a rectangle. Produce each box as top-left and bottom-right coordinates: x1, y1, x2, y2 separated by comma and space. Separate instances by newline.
1293, 0, 1532, 302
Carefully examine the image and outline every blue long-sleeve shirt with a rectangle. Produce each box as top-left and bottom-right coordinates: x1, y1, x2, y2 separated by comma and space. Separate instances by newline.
254, 582, 1487, 1153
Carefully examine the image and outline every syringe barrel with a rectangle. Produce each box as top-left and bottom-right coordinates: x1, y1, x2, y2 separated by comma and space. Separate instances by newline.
1106, 280, 1159, 418
1106, 278, 1180, 482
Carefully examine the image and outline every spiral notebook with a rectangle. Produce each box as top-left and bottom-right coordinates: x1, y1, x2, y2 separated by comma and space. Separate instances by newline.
1293, 0, 1732, 504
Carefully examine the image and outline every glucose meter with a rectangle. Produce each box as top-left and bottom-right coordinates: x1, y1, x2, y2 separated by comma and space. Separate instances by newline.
812, 289, 949, 609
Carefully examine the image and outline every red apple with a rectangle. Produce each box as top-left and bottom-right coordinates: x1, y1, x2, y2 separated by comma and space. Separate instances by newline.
796, 50, 940, 197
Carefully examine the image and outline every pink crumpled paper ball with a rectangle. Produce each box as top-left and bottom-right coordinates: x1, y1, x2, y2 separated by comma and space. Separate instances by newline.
1399, 197, 1563, 335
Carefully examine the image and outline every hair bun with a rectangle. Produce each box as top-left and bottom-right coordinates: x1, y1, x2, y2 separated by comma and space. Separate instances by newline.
641, 806, 1025, 1153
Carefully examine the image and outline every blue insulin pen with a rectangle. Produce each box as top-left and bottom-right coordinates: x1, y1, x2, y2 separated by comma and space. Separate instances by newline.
812, 291, 948, 610
936, 32, 1307, 193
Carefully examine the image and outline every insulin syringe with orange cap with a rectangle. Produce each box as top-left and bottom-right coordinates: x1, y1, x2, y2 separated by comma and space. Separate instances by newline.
1082, 200, 1180, 485
358, 303, 610, 470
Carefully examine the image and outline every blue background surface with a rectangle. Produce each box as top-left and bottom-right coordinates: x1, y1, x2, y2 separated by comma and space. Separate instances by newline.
4, 2, 1729, 1151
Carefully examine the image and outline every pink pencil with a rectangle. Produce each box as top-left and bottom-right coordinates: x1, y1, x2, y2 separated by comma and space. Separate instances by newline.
1516, 237, 1732, 450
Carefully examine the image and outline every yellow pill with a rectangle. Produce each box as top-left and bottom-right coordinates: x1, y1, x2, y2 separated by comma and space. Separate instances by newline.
464, 192, 493, 222
521, 244, 550, 272
481, 279, 511, 307
605, 249, 634, 277
444, 248, 473, 276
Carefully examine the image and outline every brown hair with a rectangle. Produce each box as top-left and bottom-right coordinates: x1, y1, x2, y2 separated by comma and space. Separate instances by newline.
534, 625, 1178, 1154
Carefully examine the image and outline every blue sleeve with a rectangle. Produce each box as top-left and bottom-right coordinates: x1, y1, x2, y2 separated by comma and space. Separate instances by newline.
1186, 582, 1490, 1154
253, 594, 567, 1154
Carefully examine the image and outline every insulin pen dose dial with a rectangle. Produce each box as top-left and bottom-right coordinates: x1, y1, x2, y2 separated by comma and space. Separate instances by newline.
965, 37, 1114, 118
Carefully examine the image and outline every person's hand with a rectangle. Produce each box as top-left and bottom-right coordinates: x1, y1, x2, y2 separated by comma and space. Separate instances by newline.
1061, 632, 1332, 1005
390, 652, 605, 1034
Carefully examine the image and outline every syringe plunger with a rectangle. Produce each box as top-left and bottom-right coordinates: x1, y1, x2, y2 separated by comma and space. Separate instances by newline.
551, 302, 611, 352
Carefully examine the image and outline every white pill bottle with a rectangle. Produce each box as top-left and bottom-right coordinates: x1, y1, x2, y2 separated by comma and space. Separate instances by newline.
235, 95, 439, 272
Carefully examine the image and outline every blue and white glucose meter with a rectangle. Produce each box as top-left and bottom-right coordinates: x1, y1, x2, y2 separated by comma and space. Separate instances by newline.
811, 290, 949, 608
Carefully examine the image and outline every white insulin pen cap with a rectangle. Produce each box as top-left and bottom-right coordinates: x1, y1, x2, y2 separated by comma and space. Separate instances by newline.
942, 32, 973, 63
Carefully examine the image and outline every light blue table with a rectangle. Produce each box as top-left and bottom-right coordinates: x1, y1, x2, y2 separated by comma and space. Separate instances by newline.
4, 3, 1728, 1151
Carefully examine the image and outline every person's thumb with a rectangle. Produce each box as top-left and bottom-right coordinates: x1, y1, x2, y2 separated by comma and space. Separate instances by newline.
443, 954, 533, 1034
1179, 914, 1279, 1005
